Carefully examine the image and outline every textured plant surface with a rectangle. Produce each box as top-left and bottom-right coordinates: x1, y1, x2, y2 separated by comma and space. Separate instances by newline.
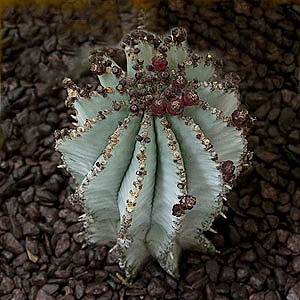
55, 27, 253, 279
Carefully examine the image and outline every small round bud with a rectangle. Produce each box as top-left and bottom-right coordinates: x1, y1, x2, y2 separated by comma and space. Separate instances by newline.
152, 54, 168, 72
166, 98, 184, 116
129, 104, 139, 114
133, 48, 140, 54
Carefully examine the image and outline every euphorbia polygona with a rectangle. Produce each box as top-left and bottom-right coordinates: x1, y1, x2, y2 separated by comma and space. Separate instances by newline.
55, 27, 253, 279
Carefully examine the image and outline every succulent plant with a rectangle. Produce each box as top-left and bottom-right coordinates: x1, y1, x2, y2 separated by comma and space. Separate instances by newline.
55, 27, 253, 279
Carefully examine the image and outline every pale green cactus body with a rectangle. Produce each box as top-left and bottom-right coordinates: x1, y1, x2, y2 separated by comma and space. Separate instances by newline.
55, 27, 252, 279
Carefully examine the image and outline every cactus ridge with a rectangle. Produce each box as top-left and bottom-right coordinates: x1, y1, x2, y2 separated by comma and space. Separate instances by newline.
55, 27, 253, 278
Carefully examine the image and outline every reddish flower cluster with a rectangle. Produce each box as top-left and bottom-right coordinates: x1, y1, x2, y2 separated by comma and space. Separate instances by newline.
181, 90, 200, 106
172, 74, 187, 91
149, 88, 200, 117
172, 195, 197, 217
151, 98, 166, 116
220, 160, 235, 183
151, 54, 168, 72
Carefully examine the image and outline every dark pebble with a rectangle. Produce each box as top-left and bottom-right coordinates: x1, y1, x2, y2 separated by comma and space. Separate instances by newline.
25, 203, 41, 221
7, 87, 25, 102
243, 219, 258, 235
85, 282, 109, 295
53, 219, 67, 234
266, 215, 279, 228
126, 288, 147, 296
249, 291, 264, 300
165, 290, 177, 299
38, 124, 52, 136
286, 282, 300, 300
74, 281, 85, 299
22, 221, 40, 236
12, 289, 27, 300
97, 290, 113, 300
5, 140, 21, 153
274, 268, 286, 286
287, 234, 300, 253
20, 186, 35, 204
44, 35, 57, 52
46, 111, 60, 124
0, 276, 14, 293
59, 209, 79, 224
36, 187, 57, 203
40, 160, 57, 177
82, 296, 95, 300
11, 95, 30, 109
228, 225, 241, 244
219, 266, 235, 283
35, 83, 52, 98
267, 108, 281, 121
206, 282, 216, 300
41, 284, 59, 295
185, 267, 205, 284
275, 255, 288, 267
216, 282, 230, 294
230, 282, 248, 299
12, 252, 28, 268
181, 290, 200, 300
165, 275, 177, 290
147, 278, 166, 298
260, 181, 279, 200
72, 250, 86, 266
55, 233, 70, 257
240, 249, 257, 262
249, 273, 266, 291
263, 232, 277, 250
32, 272, 48, 286
247, 207, 265, 218
205, 260, 219, 282
236, 267, 250, 282
36, 288, 55, 300
292, 256, 300, 273
278, 107, 296, 131
186, 252, 201, 264
2, 232, 24, 254
24, 126, 40, 144
0, 216, 10, 230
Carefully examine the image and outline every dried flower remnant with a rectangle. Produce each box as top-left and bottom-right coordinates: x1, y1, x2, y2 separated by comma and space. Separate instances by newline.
55, 27, 253, 279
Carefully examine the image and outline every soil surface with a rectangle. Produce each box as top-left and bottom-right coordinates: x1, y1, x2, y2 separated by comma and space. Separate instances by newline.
1, 1, 300, 300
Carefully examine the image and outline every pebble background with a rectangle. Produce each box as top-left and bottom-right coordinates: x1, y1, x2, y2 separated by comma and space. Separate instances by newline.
1, 0, 300, 299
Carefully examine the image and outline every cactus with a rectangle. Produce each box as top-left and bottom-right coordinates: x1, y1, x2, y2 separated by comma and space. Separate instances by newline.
55, 27, 253, 279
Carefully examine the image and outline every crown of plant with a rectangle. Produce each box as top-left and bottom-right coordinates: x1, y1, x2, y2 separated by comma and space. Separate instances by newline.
55, 27, 253, 279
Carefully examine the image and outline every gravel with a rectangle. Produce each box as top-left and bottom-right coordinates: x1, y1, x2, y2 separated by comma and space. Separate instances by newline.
1, 1, 300, 299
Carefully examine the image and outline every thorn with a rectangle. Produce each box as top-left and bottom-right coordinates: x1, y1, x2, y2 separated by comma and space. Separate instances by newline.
220, 211, 227, 219
209, 228, 217, 234
57, 164, 66, 168
109, 243, 119, 253
78, 214, 87, 221
70, 114, 77, 120
224, 184, 232, 190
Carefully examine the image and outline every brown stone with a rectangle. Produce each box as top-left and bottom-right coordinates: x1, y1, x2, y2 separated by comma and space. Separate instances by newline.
260, 181, 278, 201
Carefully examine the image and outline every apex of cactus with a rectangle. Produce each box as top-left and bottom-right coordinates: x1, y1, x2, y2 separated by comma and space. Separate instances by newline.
55, 27, 253, 279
